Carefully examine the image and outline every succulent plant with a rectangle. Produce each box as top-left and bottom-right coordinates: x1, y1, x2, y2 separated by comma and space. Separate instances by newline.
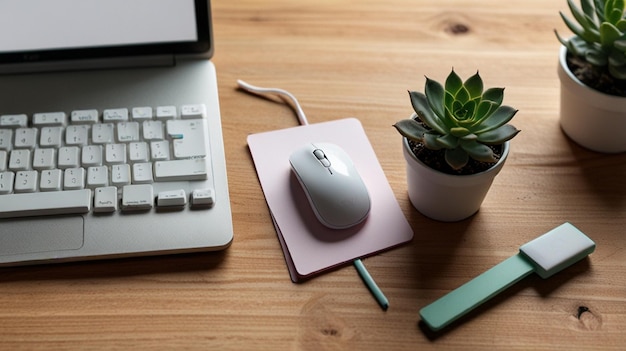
393, 69, 520, 171
556, 0, 626, 79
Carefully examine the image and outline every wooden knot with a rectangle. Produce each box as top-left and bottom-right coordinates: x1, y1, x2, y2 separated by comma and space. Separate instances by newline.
576, 306, 590, 319
446, 22, 470, 35
573, 305, 602, 331
297, 295, 358, 347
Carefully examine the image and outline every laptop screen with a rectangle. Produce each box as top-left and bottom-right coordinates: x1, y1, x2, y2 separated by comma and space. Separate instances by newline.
0, 0, 211, 64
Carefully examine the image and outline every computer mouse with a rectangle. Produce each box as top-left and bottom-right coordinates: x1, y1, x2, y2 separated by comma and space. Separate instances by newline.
289, 142, 371, 230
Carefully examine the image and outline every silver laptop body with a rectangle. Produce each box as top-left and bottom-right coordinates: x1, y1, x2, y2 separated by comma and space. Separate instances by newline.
0, 0, 233, 266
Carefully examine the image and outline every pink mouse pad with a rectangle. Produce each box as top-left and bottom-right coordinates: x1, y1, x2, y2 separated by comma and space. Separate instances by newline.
247, 118, 414, 282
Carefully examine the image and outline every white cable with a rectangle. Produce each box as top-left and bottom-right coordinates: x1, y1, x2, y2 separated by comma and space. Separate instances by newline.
237, 79, 309, 126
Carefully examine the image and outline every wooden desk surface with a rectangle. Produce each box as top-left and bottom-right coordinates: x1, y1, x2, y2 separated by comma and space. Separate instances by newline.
1, 0, 625, 349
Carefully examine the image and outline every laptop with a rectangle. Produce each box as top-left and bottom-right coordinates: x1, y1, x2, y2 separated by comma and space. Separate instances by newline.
0, 0, 234, 266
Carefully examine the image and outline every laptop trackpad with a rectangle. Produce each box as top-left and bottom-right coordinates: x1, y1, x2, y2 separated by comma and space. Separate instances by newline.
0, 216, 84, 256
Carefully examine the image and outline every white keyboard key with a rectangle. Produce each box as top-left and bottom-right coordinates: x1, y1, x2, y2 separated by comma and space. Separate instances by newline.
0, 129, 13, 150
81, 145, 102, 166
64, 167, 85, 190
71, 109, 99, 124
132, 107, 153, 121
181, 104, 206, 119
111, 164, 131, 186
33, 112, 67, 126
14, 170, 38, 193
0, 114, 28, 128
157, 189, 187, 207
8, 149, 30, 171
87, 166, 108, 188
122, 184, 153, 211
14, 128, 38, 149
40, 126, 64, 147
132, 162, 153, 184
0, 189, 91, 218
0, 150, 6, 171
33, 148, 56, 170
142, 120, 164, 140
154, 158, 207, 181
128, 142, 149, 163
167, 119, 207, 158
103, 108, 129, 122
105, 144, 127, 164
191, 188, 215, 207
0, 171, 14, 194
66, 125, 89, 145
117, 122, 140, 142
39, 169, 63, 191
94, 186, 118, 213
58, 146, 81, 169
92, 123, 115, 144
156, 106, 177, 120
150, 140, 170, 161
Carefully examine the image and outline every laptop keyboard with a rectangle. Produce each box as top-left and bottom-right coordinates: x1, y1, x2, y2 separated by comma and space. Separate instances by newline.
0, 104, 215, 218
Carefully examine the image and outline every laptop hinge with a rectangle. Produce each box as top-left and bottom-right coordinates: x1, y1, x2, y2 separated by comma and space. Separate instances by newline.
0, 55, 176, 75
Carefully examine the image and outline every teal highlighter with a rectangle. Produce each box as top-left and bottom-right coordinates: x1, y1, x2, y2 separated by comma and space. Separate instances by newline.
419, 222, 596, 331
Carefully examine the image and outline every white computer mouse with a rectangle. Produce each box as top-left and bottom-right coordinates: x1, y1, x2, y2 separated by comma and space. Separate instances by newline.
289, 142, 371, 230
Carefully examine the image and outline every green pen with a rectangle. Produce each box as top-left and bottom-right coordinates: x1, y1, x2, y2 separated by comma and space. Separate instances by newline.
354, 258, 389, 311
419, 222, 596, 331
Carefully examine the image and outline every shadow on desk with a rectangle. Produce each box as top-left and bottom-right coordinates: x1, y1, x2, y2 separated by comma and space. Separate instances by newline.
0, 250, 229, 283
564, 132, 626, 211
404, 209, 478, 291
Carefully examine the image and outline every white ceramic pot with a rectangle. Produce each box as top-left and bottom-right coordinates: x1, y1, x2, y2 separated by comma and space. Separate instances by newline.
402, 137, 509, 222
558, 45, 626, 153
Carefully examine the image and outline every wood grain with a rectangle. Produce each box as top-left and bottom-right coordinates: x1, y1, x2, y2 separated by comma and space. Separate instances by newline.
1, 0, 625, 349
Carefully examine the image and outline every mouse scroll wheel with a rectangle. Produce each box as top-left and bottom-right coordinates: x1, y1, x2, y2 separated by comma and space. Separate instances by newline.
313, 149, 331, 167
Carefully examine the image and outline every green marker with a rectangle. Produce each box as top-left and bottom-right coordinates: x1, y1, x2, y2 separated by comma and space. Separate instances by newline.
419, 222, 596, 331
